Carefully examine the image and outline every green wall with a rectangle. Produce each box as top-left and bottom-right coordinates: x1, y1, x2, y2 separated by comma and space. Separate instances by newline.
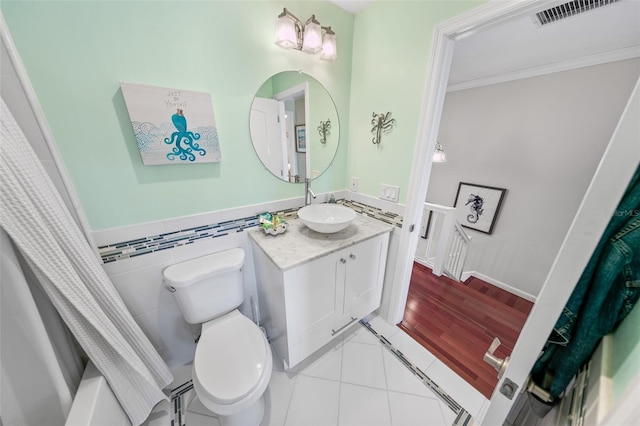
347, 0, 484, 203
2, 0, 486, 230
611, 300, 640, 403
2, 1, 353, 230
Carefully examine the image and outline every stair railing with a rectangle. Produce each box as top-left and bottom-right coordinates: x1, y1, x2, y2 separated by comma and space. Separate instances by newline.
421, 202, 472, 281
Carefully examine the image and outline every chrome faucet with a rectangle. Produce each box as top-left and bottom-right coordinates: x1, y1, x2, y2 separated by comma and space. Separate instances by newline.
305, 178, 316, 205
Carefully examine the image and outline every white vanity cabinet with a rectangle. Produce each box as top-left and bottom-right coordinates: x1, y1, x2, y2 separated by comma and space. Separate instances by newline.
250, 218, 391, 370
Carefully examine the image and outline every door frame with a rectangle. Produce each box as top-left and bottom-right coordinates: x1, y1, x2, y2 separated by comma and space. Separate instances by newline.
274, 82, 310, 179
388, 0, 560, 326
386, 0, 640, 423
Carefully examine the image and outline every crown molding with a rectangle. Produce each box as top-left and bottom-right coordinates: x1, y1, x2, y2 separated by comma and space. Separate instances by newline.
447, 46, 640, 93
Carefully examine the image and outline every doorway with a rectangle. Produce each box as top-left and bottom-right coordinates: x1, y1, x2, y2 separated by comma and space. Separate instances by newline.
398, 48, 638, 402
386, 0, 640, 423
273, 83, 308, 182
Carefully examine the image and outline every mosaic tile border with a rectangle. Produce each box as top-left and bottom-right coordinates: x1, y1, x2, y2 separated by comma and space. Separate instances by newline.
98, 200, 404, 264
170, 380, 193, 426
339, 199, 403, 228
360, 320, 473, 426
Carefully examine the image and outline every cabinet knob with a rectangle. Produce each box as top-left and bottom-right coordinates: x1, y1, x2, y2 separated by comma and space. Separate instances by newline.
349, 254, 356, 260
340, 258, 347, 264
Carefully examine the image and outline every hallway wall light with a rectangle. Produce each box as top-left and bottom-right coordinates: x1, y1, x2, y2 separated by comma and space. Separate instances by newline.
433, 142, 447, 162
275, 8, 338, 61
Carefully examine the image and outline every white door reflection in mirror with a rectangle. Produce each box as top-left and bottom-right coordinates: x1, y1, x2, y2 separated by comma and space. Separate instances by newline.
250, 71, 339, 183
274, 82, 308, 182
250, 98, 288, 179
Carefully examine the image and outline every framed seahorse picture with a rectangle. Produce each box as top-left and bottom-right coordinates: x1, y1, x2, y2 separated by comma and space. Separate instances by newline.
453, 182, 506, 235
120, 82, 222, 165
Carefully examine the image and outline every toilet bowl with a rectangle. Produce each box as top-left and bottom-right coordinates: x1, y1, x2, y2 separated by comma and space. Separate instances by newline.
192, 310, 272, 425
162, 248, 272, 425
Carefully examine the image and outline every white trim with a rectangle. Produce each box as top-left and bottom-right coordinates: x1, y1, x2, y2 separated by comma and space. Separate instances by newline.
387, 19, 454, 326
460, 271, 536, 302
447, 46, 640, 92
414, 256, 433, 269
388, 0, 554, 326
273, 82, 307, 101
386, 0, 632, 424
0, 13, 96, 250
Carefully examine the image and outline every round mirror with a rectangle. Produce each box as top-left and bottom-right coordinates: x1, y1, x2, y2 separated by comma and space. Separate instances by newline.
250, 71, 339, 183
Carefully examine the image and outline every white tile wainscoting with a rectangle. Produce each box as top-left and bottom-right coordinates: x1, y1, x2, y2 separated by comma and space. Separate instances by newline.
92, 192, 402, 368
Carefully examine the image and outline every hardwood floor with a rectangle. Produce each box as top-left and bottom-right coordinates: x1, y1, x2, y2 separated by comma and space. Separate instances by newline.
399, 262, 533, 399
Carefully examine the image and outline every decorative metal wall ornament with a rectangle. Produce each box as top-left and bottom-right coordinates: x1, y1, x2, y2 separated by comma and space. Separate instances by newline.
317, 119, 331, 144
371, 112, 396, 145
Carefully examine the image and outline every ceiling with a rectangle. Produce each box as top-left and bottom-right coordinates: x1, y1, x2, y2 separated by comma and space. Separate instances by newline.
449, 0, 640, 89
330, 0, 639, 90
328, 0, 373, 14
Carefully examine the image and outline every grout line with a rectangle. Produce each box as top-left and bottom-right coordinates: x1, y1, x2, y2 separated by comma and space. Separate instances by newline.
336, 336, 345, 426
336, 381, 343, 426
380, 344, 394, 426
280, 370, 299, 426
359, 320, 473, 426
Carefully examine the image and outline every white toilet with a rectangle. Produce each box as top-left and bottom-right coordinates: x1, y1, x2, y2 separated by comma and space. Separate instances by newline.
163, 248, 272, 426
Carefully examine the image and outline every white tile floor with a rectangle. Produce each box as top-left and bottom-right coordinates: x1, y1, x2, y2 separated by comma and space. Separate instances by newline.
164, 314, 489, 426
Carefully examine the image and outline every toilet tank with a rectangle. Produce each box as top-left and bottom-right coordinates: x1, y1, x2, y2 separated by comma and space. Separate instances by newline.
163, 248, 245, 324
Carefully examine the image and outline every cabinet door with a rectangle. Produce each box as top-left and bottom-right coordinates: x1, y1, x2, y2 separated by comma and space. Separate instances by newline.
284, 252, 339, 367
343, 234, 388, 319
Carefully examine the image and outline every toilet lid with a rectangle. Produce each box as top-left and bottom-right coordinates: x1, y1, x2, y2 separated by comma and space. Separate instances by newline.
193, 312, 268, 405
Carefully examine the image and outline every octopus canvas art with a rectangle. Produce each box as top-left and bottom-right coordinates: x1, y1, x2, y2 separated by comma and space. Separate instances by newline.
121, 83, 222, 165
165, 109, 206, 162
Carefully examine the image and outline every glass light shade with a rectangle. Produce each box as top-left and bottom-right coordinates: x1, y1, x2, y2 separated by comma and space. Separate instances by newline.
275, 15, 298, 49
433, 147, 447, 163
302, 20, 322, 53
320, 32, 338, 61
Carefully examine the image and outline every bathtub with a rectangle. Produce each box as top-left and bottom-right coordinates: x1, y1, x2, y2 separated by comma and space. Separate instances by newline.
65, 362, 172, 426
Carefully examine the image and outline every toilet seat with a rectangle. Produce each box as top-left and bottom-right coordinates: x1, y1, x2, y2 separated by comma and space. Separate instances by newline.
193, 310, 271, 407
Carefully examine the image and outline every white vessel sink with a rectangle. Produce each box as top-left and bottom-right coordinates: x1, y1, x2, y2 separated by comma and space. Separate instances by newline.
297, 204, 357, 234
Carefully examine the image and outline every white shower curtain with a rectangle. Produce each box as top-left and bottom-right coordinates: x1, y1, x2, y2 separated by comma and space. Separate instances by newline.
0, 97, 173, 425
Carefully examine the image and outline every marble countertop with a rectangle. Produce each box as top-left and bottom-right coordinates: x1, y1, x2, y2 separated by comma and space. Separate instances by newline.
249, 212, 393, 271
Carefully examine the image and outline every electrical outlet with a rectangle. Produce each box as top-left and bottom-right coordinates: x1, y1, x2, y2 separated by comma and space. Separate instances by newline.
379, 184, 400, 202
350, 177, 358, 192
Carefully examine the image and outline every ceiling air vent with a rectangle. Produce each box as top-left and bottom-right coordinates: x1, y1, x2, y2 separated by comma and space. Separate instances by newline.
535, 0, 621, 26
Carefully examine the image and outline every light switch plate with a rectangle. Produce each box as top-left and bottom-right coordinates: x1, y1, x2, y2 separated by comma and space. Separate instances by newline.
379, 184, 400, 202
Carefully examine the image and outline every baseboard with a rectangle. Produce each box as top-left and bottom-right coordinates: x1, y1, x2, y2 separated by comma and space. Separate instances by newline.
414, 256, 433, 269
460, 271, 536, 302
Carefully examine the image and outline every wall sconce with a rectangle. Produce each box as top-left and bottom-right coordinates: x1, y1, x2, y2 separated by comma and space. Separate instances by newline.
275, 8, 338, 61
433, 142, 447, 162
371, 112, 396, 145
318, 119, 331, 144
